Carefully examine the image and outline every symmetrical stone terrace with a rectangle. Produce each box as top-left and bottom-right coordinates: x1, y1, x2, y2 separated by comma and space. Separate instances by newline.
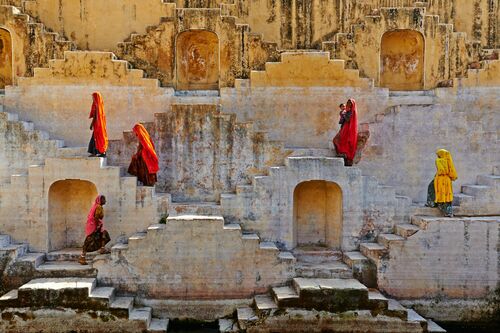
0, 277, 169, 332
94, 215, 295, 300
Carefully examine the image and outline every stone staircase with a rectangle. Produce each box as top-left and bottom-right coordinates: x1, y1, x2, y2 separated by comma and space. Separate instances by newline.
91, 215, 295, 300
0, 277, 169, 332
321, 4, 471, 88
0, 3, 76, 74
235, 277, 447, 332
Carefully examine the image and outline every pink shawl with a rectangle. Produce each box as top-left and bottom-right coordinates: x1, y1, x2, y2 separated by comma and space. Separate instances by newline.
85, 195, 104, 236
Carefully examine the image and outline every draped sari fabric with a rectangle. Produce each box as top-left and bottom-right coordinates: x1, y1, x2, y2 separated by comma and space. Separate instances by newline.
133, 124, 159, 174
89, 92, 108, 154
333, 98, 358, 162
85, 195, 105, 237
434, 149, 457, 203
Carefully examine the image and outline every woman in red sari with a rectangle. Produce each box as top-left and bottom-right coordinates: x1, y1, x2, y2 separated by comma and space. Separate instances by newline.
333, 98, 358, 166
79, 195, 111, 265
128, 124, 159, 186
88, 92, 108, 157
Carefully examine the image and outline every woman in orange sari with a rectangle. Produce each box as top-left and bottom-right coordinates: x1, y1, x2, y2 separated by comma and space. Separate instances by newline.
333, 98, 358, 166
88, 92, 108, 157
128, 124, 159, 186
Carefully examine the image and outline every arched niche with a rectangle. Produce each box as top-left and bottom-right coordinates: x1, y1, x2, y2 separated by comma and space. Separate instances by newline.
0, 28, 13, 89
293, 180, 343, 248
48, 179, 98, 251
176, 30, 219, 90
380, 29, 425, 90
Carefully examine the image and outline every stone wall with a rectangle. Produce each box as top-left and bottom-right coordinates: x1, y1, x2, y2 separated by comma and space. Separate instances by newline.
20, 0, 175, 51
359, 88, 500, 202
376, 216, 499, 299
0, 4, 74, 84
108, 103, 288, 202
0, 156, 164, 252
94, 216, 294, 299
4, 51, 170, 147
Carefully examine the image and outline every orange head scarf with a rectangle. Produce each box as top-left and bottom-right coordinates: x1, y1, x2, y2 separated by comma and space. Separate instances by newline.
133, 123, 159, 174
89, 92, 108, 154
334, 98, 358, 161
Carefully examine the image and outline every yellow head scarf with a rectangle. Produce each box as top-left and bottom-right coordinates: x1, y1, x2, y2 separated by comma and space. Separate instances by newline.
436, 149, 457, 181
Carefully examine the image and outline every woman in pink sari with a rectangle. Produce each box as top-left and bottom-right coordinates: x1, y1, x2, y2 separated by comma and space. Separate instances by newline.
79, 195, 111, 265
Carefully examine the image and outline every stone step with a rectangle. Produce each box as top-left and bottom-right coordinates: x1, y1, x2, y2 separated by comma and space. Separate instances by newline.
45, 248, 99, 262
241, 233, 260, 241
129, 307, 152, 328
461, 184, 492, 196
218, 318, 238, 333
110, 296, 134, 318
0, 234, 10, 247
236, 306, 258, 330
0, 289, 19, 308
384, 299, 408, 320
407, 309, 428, 330
259, 242, 279, 251
342, 251, 377, 288
295, 261, 352, 279
427, 319, 447, 332
477, 174, 500, 187
36, 260, 97, 277
368, 290, 389, 313
89, 286, 116, 304
0, 243, 29, 258
395, 223, 421, 238
148, 318, 169, 333
168, 201, 222, 216
17, 252, 45, 268
452, 193, 474, 206
253, 294, 278, 314
271, 286, 300, 308
291, 278, 369, 312
360, 243, 387, 259
293, 246, 342, 264
377, 233, 405, 247
17, 277, 96, 308
223, 223, 241, 231
277, 251, 296, 264
342, 251, 369, 268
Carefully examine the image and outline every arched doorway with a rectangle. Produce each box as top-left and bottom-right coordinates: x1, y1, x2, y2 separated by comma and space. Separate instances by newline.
380, 30, 424, 90
293, 180, 342, 248
176, 30, 219, 90
48, 180, 98, 251
0, 28, 13, 89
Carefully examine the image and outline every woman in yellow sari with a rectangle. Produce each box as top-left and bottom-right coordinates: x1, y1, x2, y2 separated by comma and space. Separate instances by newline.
425, 149, 457, 217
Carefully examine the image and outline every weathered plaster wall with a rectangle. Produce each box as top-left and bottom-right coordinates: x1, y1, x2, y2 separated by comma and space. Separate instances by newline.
94, 216, 294, 299
21, 0, 175, 51
0, 156, 164, 252
221, 83, 387, 148
332, 7, 469, 90
108, 103, 287, 202
116, 8, 246, 88
4, 51, 171, 147
359, 88, 500, 202
0, 5, 74, 84
250, 52, 372, 88
377, 216, 499, 299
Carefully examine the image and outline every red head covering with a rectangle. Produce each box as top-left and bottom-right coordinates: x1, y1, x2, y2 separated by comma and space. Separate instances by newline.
85, 195, 104, 236
133, 123, 159, 174
334, 98, 358, 161
89, 92, 108, 154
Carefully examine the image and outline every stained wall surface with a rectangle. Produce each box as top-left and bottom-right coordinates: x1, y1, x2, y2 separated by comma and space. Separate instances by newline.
48, 180, 97, 251
0, 28, 12, 88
